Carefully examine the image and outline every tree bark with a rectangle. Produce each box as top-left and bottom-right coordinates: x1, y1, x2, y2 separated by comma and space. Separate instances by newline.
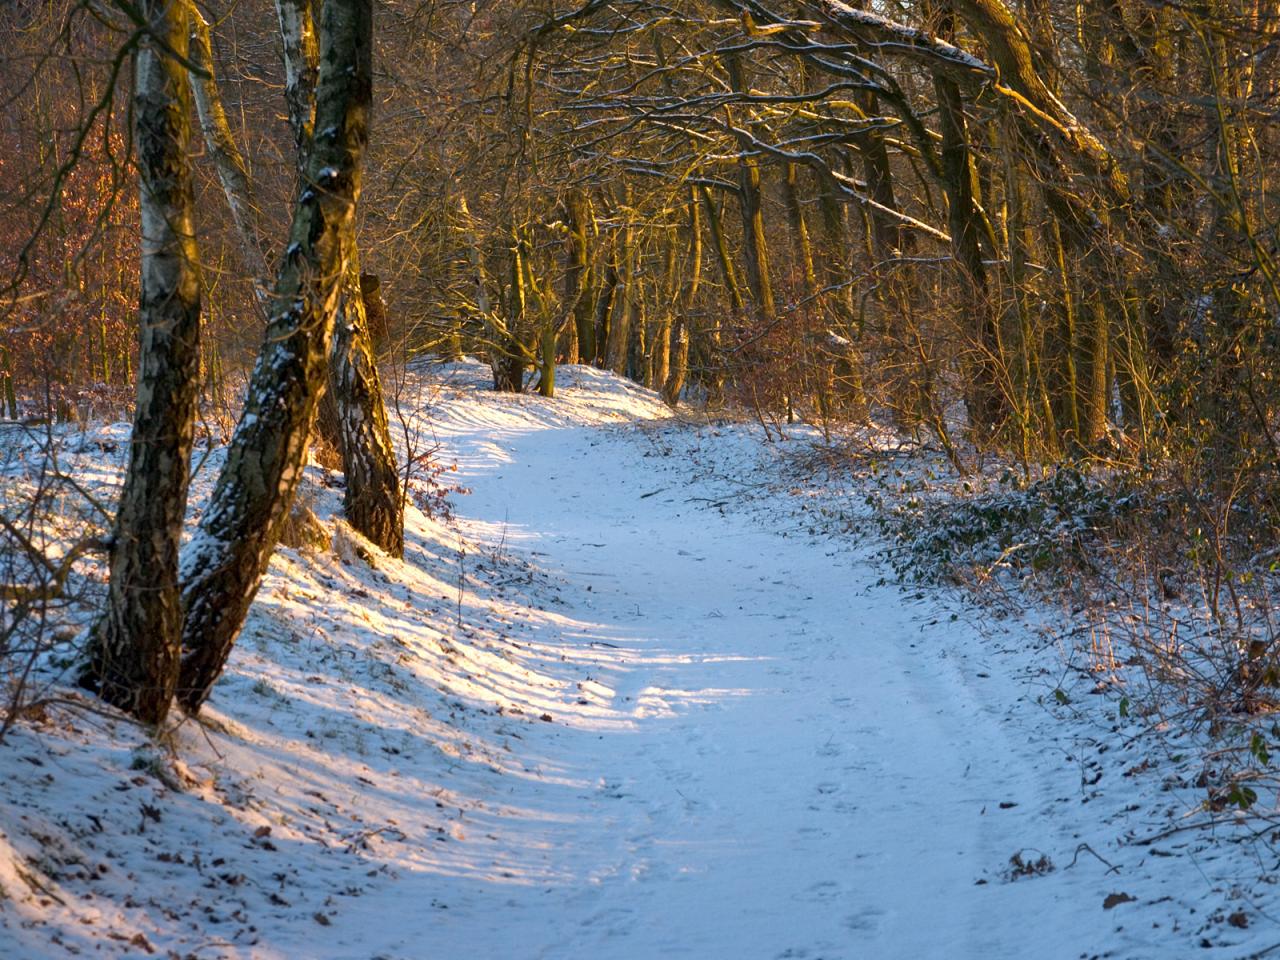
491, 230, 530, 392
178, 0, 372, 713
605, 189, 635, 375
662, 197, 698, 408
592, 255, 619, 368
564, 189, 593, 364
700, 185, 745, 318
188, 5, 269, 292
723, 51, 775, 320
195, 0, 399, 551
276, 0, 318, 162
933, 7, 1005, 434
330, 252, 403, 556
78, 0, 201, 725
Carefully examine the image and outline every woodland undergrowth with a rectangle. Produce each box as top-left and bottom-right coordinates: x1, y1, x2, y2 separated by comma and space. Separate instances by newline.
826, 434, 1280, 841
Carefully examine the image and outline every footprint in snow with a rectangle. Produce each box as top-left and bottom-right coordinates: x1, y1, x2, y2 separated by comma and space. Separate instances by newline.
580, 906, 635, 937
843, 906, 886, 933
793, 879, 843, 903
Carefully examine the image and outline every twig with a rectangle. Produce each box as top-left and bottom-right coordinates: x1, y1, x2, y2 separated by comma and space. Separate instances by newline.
1129, 818, 1227, 846
1066, 841, 1120, 874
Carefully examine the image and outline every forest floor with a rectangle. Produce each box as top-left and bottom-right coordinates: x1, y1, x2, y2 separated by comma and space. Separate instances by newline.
1, 360, 1277, 959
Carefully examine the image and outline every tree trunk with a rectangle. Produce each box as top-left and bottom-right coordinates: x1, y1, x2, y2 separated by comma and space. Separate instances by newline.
564, 188, 593, 364
699, 185, 744, 318
78, 0, 202, 725
1047, 217, 1083, 443
698, 185, 737, 402
933, 9, 1005, 434
662, 192, 700, 408
330, 254, 403, 556
196, 0, 399, 550
492, 355, 525, 392
592, 256, 619, 368
783, 163, 817, 294
178, 0, 372, 714
649, 227, 680, 391
538, 321, 556, 397
188, 6, 269, 293
816, 167, 853, 327
723, 52, 775, 320
858, 90, 906, 263
999, 119, 1058, 458
491, 231, 530, 392
605, 189, 635, 375
662, 318, 689, 407
275, 0, 318, 162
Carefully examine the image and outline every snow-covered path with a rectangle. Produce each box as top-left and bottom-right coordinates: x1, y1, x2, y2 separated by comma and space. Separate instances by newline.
427, 411, 1018, 957
349, 365, 1191, 960
2, 362, 1263, 959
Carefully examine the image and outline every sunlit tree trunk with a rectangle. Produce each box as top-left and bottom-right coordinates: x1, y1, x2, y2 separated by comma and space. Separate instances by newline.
649, 227, 680, 391
565, 189, 593, 366
700, 185, 744, 318
699, 184, 739, 402
276, 0, 318, 162
723, 51, 775, 321
179, 0, 372, 713
188, 5, 269, 292
605, 187, 635, 375
197, 0, 398, 551
564, 189, 593, 364
79, 0, 201, 725
493, 230, 530, 392
783, 163, 816, 295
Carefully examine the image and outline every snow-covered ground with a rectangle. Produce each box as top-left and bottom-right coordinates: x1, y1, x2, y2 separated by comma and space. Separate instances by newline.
0, 361, 1275, 958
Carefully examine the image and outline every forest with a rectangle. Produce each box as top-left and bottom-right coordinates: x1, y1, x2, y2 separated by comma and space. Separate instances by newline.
2, 0, 1280, 956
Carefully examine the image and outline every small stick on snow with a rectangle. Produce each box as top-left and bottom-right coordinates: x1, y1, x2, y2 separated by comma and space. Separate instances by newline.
1066, 842, 1120, 874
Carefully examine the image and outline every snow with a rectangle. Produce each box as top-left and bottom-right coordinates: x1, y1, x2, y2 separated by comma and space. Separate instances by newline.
0, 360, 1275, 957
819, 1, 994, 76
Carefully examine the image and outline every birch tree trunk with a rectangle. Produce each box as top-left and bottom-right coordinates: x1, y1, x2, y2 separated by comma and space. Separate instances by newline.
188, 6, 269, 293
330, 251, 403, 556
178, 0, 372, 713
276, 0, 401, 553
276, 0, 318, 162
78, 0, 201, 725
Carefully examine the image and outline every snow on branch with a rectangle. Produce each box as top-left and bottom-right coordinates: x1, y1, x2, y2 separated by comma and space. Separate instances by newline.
817, 0, 994, 80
